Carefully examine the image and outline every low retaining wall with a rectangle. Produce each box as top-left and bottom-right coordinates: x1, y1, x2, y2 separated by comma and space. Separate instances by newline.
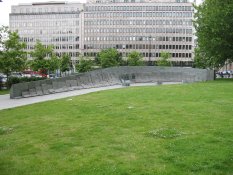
10, 66, 214, 99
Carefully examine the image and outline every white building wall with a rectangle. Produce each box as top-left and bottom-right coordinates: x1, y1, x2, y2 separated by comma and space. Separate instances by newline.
10, 2, 83, 61
83, 2, 194, 65
10, 1, 194, 66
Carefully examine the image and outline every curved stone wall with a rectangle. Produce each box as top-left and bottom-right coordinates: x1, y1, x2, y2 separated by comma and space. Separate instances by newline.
10, 66, 214, 99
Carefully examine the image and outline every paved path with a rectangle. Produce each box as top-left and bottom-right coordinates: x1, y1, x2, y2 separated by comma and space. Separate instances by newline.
0, 82, 181, 110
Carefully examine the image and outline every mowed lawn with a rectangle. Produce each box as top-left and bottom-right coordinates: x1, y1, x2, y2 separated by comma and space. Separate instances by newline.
0, 89, 9, 95
0, 80, 233, 175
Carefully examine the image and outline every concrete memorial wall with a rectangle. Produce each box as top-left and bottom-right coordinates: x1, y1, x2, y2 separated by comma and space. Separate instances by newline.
10, 66, 214, 99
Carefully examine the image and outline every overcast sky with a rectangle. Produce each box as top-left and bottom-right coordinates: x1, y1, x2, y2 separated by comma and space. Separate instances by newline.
0, 0, 202, 26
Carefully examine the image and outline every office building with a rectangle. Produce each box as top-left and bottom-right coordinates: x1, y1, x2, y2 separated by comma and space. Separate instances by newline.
10, 0, 194, 66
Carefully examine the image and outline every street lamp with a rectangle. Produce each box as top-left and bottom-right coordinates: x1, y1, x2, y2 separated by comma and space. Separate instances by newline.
148, 35, 152, 66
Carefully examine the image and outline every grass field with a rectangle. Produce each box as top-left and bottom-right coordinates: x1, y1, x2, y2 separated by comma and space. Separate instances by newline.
0, 80, 233, 175
0, 89, 9, 95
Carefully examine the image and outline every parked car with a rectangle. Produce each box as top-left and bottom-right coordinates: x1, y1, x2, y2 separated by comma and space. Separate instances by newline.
22, 70, 47, 78
10, 72, 23, 78
222, 71, 231, 75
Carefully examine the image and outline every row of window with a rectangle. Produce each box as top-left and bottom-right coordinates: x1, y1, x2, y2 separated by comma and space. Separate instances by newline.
85, 27, 192, 34
12, 4, 193, 14
108, 0, 189, 3
16, 28, 79, 35
94, 0, 140, 3
21, 35, 192, 44
84, 36, 192, 42
10, 14, 79, 20
108, 0, 143, 3
85, 5, 193, 12
54, 44, 79, 50
20, 37, 77, 43
11, 20, 79, 28
19, 34, 192, 44
26, 44, 80, 50
84, 28, 192, 35
22, 36, 80, 42
27, 50, 192, 59
52, 36, 80, 42
84, 11, 192, 18
157, 36, 192, 42
95, 0, 189, 3
11, 10, 192, 19
83, 44, 192, 50
83, 52, 192, 58
25, 42, 192, 51
84, 19, 192, 26
55, 52, 80, 57
12, 7, 81, 14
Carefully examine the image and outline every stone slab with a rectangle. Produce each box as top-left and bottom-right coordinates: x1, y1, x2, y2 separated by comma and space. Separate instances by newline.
10, 67, 215, 99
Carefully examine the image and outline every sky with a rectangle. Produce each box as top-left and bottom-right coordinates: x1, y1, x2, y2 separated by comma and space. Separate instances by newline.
0, 0, 202, 26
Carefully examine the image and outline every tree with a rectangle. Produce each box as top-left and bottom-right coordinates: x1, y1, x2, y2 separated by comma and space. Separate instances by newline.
127, 51, 144, 66
47, 54, 60, 73
0, 29, 26, 80
94, 52, 101, 66
60, 53, 71, 73
30, 40, 54, 72
193, 0, 233, 69
76, 57, 93, 73
193, 47, 208, 69
157, 51, 171, 66
0, 25, 9, 51
98, 48, 122, 68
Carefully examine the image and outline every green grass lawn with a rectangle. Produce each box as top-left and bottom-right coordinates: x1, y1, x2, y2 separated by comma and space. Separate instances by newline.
0, 89, 9, 95
0, 80, 233, 175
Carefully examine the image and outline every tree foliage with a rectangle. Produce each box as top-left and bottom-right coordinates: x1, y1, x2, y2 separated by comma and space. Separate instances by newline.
94, 52, 101, 66
0, 25, 9, 50
60, 53, 71, 72
47, 54, 60, 73
0, 29, 26, 78
193, 47, 208, 69
30, 40, 60, 74
193, 0, 233, 69
30, 40, 54, 72
127, 51, 144, 66
98, 48, 122, 68
157, 51, 171, 66
30, 40, 53, 60
76, 57, 93, 73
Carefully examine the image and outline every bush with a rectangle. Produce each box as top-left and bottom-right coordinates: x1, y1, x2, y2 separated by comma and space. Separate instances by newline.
127, 51, 144, 66
98, 48, 122, 68
157, 51, 172, 67
76, 59, 93, 73
7, 77, 46, 88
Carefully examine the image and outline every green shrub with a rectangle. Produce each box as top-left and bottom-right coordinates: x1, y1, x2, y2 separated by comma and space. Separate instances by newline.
7, 77, 46, 88
98, 48, 122, 68
157, 51, 172, 66
127, 51, 144, 66
76, 58, 93, 73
